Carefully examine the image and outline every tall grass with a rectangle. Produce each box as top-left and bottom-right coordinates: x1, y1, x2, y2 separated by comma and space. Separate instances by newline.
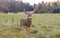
0, 13, 60, 38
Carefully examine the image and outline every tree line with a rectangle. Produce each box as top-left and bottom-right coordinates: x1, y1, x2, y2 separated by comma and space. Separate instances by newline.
34, 1, 60, 13
0, 1, 60, 13
0, 1, 34, 13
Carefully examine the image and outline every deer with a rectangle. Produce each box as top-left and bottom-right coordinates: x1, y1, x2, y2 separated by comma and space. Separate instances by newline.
20, 11, 33, 30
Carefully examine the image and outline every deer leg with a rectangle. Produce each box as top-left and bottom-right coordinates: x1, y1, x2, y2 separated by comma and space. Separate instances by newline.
20, 21, 24, 30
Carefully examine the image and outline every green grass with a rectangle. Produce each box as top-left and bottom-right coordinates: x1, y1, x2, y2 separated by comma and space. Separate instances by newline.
0, 13, 60, 38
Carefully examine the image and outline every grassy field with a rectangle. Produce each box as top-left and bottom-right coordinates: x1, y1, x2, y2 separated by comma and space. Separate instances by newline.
0, 13, 60, 38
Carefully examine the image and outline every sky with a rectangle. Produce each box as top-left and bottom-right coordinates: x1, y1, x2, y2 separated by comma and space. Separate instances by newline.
22, 0, 57, 5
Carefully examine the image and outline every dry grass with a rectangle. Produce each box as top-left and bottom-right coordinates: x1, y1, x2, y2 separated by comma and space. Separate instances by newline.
0, 13, 60, 38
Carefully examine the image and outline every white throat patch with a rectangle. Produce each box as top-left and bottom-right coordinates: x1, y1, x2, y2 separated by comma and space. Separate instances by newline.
28, 16, 32, 18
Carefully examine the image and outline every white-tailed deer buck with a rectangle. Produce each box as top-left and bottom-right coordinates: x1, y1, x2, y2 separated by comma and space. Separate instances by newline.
20, 11, 33, 30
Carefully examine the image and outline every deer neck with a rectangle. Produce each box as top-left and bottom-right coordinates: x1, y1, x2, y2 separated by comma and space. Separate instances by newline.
27, 18, 32, 22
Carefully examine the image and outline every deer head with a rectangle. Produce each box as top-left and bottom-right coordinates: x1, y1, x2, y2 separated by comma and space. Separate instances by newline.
25, 11, 34, 21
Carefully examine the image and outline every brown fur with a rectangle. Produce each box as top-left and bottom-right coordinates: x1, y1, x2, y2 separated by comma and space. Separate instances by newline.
20, 14, 32, 29
20, 18, 32, 28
